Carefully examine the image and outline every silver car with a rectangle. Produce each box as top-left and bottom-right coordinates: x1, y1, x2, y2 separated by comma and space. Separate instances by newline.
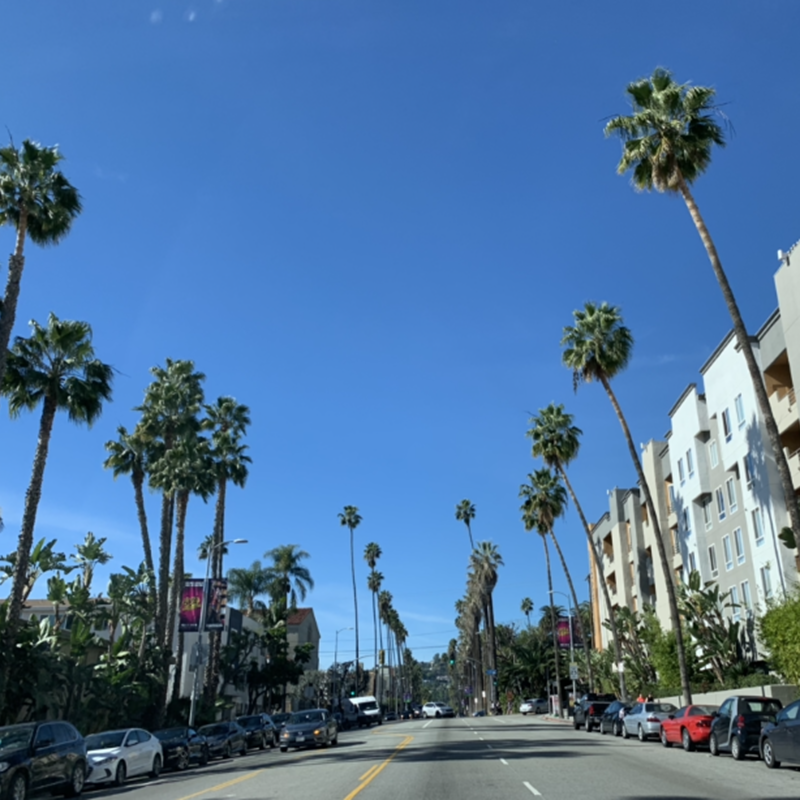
621, 702, 677, 742
421, 702, 454, 719
520, 699, 548, 715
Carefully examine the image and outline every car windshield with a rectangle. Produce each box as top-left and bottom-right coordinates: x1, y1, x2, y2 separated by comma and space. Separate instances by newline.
238, 717, 261, 730
0, 725, 34, 753
154, 728, 187, 740
272, 714, 290, 725
694, 705, 719, 716
359, 702, 378, 711
199, 724, 228, 737
86, 731, 126, 750
290, 711, 323, 725
644, 704, 675, 714
742, 700, 782, 715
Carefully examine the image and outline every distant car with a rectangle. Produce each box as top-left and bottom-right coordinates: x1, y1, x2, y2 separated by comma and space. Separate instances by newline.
520, 699, 548, 715
472, 710, 486, 717
383, 711, 398, 721
621, 702, 677, 741
710, 696, 783, 760
280, 709, 338, 752
85, 728, 162, 787
421, 702, 454, 719
0, 721, 87, 800
236, 715, 278, 750
760, 698, 800, 769
411, 705, 422, 718
573, 695, 617, 732
660, 705, 719, 751
598, 701, 631, 736
197, 722, 247, 760
153, 727, 209, 770
400, 709, 413, 720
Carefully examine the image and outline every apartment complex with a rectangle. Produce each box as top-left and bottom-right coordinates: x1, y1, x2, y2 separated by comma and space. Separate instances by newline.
590, 241, 800, 651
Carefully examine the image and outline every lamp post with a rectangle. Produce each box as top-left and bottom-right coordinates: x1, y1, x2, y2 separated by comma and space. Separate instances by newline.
334, 627, 353, 711
188, 538, 247, 727
549, 589, 575, 715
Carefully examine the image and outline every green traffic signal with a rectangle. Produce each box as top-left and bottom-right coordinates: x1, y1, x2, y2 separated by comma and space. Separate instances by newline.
350, 689, 356, 696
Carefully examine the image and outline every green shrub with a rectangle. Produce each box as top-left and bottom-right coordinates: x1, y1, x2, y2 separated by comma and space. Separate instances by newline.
759, 588, 800, 686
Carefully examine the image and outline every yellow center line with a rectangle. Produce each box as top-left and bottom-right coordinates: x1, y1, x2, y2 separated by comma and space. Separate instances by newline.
359, 764, 380, 781
343, 736, 413, 800
173, 769, 262, 800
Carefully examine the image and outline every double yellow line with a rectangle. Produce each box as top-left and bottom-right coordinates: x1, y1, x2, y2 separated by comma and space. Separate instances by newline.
347, 735, 413, 800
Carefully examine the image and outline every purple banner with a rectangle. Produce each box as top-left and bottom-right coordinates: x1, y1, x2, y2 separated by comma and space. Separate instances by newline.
204, 578, 227, 631
556, 617, 584, 649
179, 579, 204, 632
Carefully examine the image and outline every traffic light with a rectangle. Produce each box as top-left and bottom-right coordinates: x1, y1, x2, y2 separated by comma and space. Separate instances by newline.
349, 689, 356, 697
449, 657, 455, 666
379, 649, 385, 666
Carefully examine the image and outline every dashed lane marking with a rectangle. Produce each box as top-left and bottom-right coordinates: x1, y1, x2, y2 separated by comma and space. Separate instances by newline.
500, 758, 508, 765
523, 781, 542, 796
173, 771, 262, 800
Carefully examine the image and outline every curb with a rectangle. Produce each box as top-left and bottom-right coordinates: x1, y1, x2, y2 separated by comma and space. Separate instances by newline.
541, 715, 572, 725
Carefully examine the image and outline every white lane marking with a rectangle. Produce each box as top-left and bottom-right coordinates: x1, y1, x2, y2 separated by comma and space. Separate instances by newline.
486, 744, 493, 749
423, 720, 433, 729
479, 737, 484, 741
498, 718, 507, 724
523, 781, 542, 796
500, 758, 508, 765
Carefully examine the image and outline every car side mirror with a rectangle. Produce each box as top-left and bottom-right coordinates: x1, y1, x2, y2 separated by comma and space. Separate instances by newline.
711, 711, 719, 718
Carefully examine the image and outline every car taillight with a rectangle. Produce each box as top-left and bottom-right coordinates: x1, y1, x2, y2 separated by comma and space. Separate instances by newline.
588, 705, 594, 715
646, 716, 660, 723
736, 715, 746, 730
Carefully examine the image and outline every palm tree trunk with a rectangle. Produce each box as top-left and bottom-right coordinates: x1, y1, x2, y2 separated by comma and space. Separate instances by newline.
349, 527, 359, 682
371, 589, 378, 697
598, 373, 692, 706
466, 522, 475, 550
557, 465, 624, 697
206, 477, 226, 703
548, 529, 594, 692
0, 211, 28, 393
678, 176, 800, 565
542, 535, 562, 714
3, 396, 57, 660
157, 492, 174, 649
167, 491, 189, 657
132, 470, 157, 607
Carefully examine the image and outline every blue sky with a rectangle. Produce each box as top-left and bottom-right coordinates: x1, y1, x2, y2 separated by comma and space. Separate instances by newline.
1, 1, 799, 668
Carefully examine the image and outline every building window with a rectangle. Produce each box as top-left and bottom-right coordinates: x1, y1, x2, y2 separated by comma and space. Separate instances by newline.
708, 544, 718, 577
760, 565, 773, 600
668, 483, 676, 513
629, 561, 635, 583
641, 503, 649, 525
752, 508, 765, 545
678, 458, 685, 485
741, 580, 752, 613
626, 521, 632, 551
709, 439, 719, 469
733, 527, 746, 565
722, 408, 733, 442
686, 448, 694, 478
688, 551, 697, 575
682, 507, 692, 533
729, 585, 741, 622
726, 478, 738, 514
735, 394, 745, 429
723, 535, 733, 571
744, 452, 754, 486
716, 487, 726, 521
702, 497, 713, 531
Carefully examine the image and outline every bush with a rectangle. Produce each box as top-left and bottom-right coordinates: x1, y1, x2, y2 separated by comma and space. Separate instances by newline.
759, 589, 800, 686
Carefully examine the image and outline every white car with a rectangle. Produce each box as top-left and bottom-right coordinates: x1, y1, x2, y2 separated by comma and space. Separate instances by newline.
421, 702, 454, 719
85, 728, 163, 786
520, 698, 548, 715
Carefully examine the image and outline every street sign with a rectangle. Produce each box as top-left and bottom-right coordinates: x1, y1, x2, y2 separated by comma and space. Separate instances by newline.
465, 686, 473, 695
569, 664, 579, 681
486, 669, 497, 676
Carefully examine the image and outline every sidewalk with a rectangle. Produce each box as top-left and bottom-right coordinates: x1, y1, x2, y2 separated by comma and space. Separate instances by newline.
540, 714, 572, 725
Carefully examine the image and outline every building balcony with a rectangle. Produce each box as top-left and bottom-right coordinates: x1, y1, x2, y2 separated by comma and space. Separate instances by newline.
771, 386, 799, 437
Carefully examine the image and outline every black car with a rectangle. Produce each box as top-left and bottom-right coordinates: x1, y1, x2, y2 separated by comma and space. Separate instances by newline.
0, 721, 87, 800
152, 727, 209, 770
573, 694, 617, 732
760, 698, 800, 769
236, 715, 278, 750
599, 701, 631, 736
709, 695, 783, 760
196, 722, 247, 760
279, 709, 338, 752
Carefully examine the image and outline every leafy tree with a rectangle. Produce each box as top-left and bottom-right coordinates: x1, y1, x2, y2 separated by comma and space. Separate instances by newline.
606, 68, 800, 557
264, 544, 314, 614
520, 597, 533, 628
562, 300, 692, 705
0, 140, 82, 392
455, 500, 476, 550
1, 538, 72, 604
339, 505, 362, 680
71, 532, 112, 591
759, 587, 800, 685
227, 560, 272, 617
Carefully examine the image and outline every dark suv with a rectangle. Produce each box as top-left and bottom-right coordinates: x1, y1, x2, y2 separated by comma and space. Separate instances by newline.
710, 695, 783, 760
236, 715, 278, 750
0, 721, 87, 800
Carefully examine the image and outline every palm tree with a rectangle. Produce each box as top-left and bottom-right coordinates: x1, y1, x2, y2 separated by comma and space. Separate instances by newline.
455, 500, 476, 550
198, 534, 227, 562
72, 532, 112, 591
521, 597, 534, 629
528, 404, 613, 692
263, 544, 314, 614
470, 541, 503, 708
367, 569, 384, 698
605, 68, 800, 554
227, 560, 272, 617
364, 542, 382, 682
0, 140, 82, 392
339, 506, 362, 679
562, 301, 691, 705
1, 313, 112, 663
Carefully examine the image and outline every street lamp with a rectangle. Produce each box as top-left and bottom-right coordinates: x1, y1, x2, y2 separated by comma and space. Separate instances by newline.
188, 538, 247, 727
549, 589, 576, 716
334, 627, 353, 711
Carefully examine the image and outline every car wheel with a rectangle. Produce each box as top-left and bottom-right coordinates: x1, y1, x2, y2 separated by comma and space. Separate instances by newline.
586, 720, 593, 733
600, 723, 606, 735
223, 743, 232, 759
113, 761, 127, 787
240, 741, 247, 757
681, 728, 694, 752
259, 734, 266, 751
709, 732, 720, 756
762, 738, 780, 769
63, 761, 86, 798
613, 721, 621, 737
436, 711, 441, 718
177, 749, 190, 770
9, 772, 27, 800
200, 747, 210, 766
150, 754, 162, 779
270, 733, 277, 749
280, 747, 288, 753
573, 718, 581, 730
331, 733, 338, 746
622, 722, 630, 740
660, 728, 671, 748
638, 724, 648, 742
731, 735, 744, 761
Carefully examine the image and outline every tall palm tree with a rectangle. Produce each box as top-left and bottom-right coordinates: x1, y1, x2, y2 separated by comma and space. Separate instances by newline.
367, 569, 384, 698
0, 140, 82, 393
264, 544, 314, 614
562, 301, 691, 705
521, 597, 533, 629
606, 68, 800, 554
198, 534, 227, 562
339, 506, 362, 679
1, 313, 112, 664
364, 542, 382, 681
227, 560, 272, 617
455, 500, 476, 550
470, 541, 503, 708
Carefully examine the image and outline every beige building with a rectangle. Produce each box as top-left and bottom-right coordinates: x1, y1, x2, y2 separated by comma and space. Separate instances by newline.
287, 607, 321, 671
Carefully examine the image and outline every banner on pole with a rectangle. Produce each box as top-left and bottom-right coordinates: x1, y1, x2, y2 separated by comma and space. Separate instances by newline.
556, 617, 571, 649
179, 579, 205, 632
204, 578, 227, 631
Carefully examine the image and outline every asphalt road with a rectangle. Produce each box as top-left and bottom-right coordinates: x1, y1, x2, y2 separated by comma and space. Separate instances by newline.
84, 714, 800, 800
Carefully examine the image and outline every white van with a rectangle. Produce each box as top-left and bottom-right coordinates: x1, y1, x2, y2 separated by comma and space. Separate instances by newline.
342, 696, 383, 727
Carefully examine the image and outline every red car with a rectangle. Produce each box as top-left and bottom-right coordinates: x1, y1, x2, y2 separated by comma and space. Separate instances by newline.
660, 704, 719, 751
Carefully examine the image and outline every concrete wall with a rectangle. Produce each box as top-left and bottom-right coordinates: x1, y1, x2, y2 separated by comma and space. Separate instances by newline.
661, 684, 798, 709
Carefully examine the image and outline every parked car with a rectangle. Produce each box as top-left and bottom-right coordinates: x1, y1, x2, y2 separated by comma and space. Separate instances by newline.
598, 701, 631, 736
411, 705, 422, 718
153, 727, 209, 770
709, 695, 783, 760
236, 715, 278, 750
520, 699, 548, 715
621, 702, 677, 741
197, 722, 247, 760
660, 705, 719, 751
279, 709, 338, 752
85, 728, 162, 787
0, 721, 87, 800
383, 711, 398, 722
271, 713, 291, 728
573, 694, 616, 732
472, 710, 486, 717
760, 698, 800, 769
421, 702, 454, 719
